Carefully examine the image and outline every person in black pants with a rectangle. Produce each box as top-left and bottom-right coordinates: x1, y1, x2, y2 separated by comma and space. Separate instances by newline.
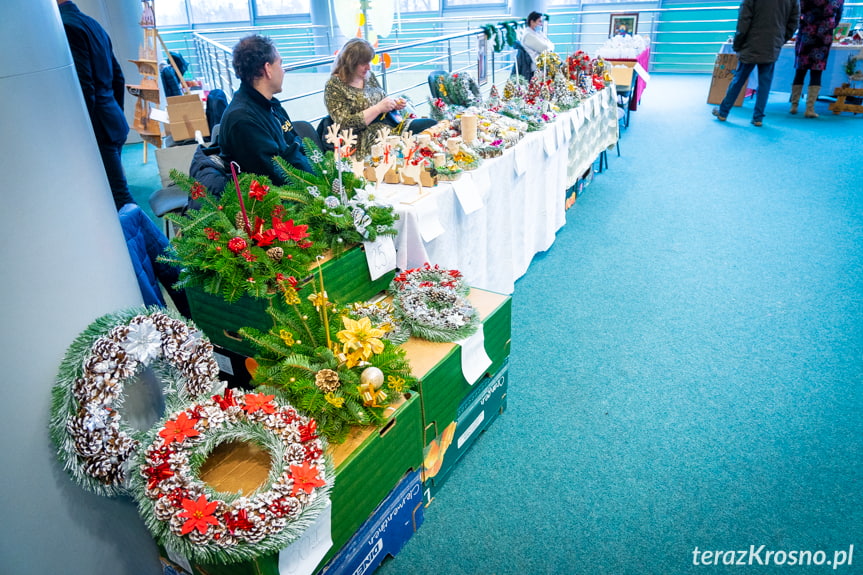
219, 35, 313, 184
58, 0, 135, 210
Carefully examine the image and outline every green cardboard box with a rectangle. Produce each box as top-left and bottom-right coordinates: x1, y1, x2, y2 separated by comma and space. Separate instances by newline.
422, 359, 509, 506
187, 244, 395, 357
401, 288, 511, 446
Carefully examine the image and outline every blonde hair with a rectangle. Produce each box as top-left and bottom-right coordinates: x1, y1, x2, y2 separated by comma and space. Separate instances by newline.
332, 38, 375, 83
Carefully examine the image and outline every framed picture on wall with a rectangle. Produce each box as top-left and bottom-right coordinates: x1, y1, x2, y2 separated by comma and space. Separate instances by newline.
609, 13, 638, 38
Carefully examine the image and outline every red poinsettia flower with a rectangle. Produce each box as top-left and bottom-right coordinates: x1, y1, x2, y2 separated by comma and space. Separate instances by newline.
242, 393, 276, 414
158, 412, 199, 446
251, 216, 277, 247
271, 217, 310, 242
275, 274, 299, 288
190, 182, 206, 200
143, 461, 174, 490
178, 495, 220, 535
213, 388, 236, 410
223, 509, 254, 533
289, 461, 326, 496
299, 420, 318, 442
227, 237, 247, 254
248, 180, 269, 200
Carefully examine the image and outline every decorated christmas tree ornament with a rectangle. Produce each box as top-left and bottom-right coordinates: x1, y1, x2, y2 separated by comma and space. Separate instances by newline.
129, 389, 332, 565
49, 307, 223, 497
360, 366, 385, 389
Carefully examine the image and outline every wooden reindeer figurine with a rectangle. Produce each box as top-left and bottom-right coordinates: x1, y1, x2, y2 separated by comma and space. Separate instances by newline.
398, 131, 425, 195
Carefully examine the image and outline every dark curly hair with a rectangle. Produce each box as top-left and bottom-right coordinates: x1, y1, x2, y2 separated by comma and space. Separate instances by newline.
232, 35, 278, 85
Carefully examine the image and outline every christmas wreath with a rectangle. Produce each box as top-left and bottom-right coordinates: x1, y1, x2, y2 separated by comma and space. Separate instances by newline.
481, 24, 505, 53
49, 307, 222, 497
130, 389, 331, 565
390, 263, 480, 342
241, 271, 416, 444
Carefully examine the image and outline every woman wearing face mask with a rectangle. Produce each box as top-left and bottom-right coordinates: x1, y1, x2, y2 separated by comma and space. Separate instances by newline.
324, 38, 437, 157
520, 12, 555, 76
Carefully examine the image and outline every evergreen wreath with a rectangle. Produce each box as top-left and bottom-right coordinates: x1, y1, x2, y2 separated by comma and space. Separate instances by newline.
49, 307, 222, 497
162, 171, 320, 303
390, 263, 480, 342
241, 270, 416, 444
129, 388, 332, 565
481, 24, 505, 53
273, 139, 400, 255
501, 20, 522, 49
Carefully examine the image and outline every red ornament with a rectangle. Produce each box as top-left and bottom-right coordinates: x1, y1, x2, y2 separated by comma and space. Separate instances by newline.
227, 237, 247, 254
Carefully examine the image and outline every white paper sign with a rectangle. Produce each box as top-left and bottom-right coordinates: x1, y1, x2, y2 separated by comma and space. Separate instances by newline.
513, 144, 530, 176
633, 62, 650, 83
415, 197, 445, 242
456, 329, 492, 385
452, 172, 484, 214
363, 235, 397, 281
278, 501, 333, 575
543, 127, 557, 156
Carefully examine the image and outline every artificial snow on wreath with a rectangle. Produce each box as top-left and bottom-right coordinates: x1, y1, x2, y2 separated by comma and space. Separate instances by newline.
390, 263, 480, 342
130, 388, 332, 565
49, 307, 223, 497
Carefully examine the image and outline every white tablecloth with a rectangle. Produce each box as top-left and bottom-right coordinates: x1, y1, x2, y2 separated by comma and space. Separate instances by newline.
374, 87, 619, 295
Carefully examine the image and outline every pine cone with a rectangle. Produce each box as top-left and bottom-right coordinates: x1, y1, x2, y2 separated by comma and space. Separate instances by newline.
331, 178, 344, 198
235, 211, 246, 230
314, 369, 341, 392
267, 247, 284, 261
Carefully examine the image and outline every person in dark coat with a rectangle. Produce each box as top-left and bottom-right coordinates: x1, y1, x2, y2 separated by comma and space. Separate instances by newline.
790, 0, 845, 117
713, 0, 800, 126
219, 35, 312, 185
58, 0, 135, 210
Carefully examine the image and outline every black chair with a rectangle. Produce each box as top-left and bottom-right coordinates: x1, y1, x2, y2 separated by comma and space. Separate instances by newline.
316, 116, 335, 152
428, 70, 448, 99
293, 120, 324, 151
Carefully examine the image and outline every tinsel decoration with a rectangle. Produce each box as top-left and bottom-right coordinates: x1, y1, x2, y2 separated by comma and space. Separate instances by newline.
389, 263, 480, 343
49, 307, 223, 497
128, 388, 332, 565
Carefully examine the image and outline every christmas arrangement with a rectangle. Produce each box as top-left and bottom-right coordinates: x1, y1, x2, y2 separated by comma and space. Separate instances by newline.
130, 388, 331, 564
390, 263, 480, 343
49, 307, 222, 497
241, 267, 416, 444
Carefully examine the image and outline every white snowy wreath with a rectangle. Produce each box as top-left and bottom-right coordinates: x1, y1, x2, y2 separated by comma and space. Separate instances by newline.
130, 389, 331, 565
49, 307, 223, 497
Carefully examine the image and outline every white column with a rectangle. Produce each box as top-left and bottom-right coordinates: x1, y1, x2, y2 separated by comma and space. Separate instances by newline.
0, 1, 158, 573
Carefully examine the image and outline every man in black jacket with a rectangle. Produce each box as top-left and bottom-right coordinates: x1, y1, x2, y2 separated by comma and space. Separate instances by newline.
219, 35, 312, 185
58, 0, 135, 209
713, 0, 799, 126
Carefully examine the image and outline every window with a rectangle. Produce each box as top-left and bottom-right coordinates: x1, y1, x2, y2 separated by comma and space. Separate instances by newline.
153, 0, 189, 26
189, 0, 250, 24
444, 0, 504, 6
256, 0, 311, 17
397, 0, 440, 12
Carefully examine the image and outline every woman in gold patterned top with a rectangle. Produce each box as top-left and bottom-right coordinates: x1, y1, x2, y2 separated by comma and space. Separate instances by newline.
324, 38, 436, 157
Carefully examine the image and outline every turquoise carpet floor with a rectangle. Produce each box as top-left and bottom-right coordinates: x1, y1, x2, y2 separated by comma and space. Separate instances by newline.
122, 74, 863, 574
376, 75, 863, 574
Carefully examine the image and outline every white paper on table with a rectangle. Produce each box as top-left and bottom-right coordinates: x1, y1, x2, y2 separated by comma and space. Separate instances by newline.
634, 62, 650, 83
513, 143, 530, 176
166, 548, 193, 574
571, 107, 584, 132
557, 116, 571, 142
456, 329, 492, 385
278, 500, 333, 575
471, 168, 491, 198
601, 92, 610, 110
363, 235, 397, 280
414, 196, 445, 242
543, 127, 557, 156
452, 172, 484, 214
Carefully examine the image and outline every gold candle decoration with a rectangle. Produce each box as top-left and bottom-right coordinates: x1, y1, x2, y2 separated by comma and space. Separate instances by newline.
460, 113, 478, 144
